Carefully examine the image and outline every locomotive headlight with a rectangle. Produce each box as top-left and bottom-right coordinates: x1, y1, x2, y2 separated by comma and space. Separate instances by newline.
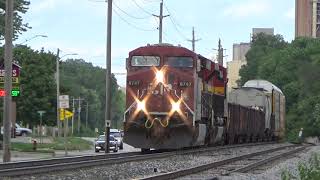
171, 101, 180, 112
136, 100, 146, 111
156, 70, 164, 84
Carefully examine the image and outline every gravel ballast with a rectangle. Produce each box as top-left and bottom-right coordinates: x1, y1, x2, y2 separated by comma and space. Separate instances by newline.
6, 143, 291, 180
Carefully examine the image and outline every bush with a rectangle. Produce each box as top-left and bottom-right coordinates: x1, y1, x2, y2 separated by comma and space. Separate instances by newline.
282, 153, 320, 180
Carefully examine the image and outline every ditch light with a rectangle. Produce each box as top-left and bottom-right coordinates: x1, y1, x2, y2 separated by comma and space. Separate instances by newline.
0, 89, 20, 97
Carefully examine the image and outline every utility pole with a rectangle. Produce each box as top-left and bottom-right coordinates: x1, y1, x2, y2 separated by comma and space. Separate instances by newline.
187, 27, 201, 52
153, 0, 169, 43
105, 0, 112, 153
3, 0, 14, 162
217, 39, 224, 66
77, 96, 84, 135
71, 97, 75, 135
56, 48, 61, 137
85, 101, 88, 128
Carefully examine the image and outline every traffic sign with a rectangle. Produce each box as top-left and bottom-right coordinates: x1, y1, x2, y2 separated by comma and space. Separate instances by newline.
59, 95, 69, 108
59, 109, 73, 120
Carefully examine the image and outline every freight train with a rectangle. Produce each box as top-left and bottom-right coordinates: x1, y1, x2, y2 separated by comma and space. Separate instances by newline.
123, 43, 285, 151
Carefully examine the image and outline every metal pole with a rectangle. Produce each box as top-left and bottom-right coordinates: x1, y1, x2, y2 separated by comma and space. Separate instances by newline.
3, 0, 14, 162
64, 109, 67, 156
86, 101, 88, 128
77, 96, 81, 134
72, 98, 75, 135
159, 0, 163, 43
152, 0, 169, 44
40, 114, 42, 144
56, 48, 61, 137
105, 0, 112, 153
187, 27, 201, 52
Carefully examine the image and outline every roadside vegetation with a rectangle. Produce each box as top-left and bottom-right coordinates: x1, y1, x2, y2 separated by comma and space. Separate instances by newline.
0, 0, 125, 135
282, 153, 320, 180
11, 137, 93, 153
239, 34, 320, 141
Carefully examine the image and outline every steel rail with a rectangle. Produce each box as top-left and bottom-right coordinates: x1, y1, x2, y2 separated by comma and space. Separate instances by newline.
139, 144, 301, 180
230, 146, 307, 174
0, 142, 276, 177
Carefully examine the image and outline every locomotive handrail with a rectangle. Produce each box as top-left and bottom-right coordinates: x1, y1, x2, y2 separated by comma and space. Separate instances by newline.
174, 90, 195, 126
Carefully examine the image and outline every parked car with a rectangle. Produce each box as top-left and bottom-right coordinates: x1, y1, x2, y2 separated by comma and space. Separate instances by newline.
15, 123, 32, 136
110, 129, 123, 150
1, 123, 32, 136
94, 135, 118, 153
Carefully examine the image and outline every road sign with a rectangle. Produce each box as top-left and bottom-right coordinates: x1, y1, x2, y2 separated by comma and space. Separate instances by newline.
59, 109, 73, 120
37, 110, 46, 116
59, 95, 69, 108
105, 120, 111, 127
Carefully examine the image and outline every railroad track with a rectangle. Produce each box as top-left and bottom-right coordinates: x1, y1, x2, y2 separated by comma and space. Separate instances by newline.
0, 142, 275, 177
139, 144, 308, 180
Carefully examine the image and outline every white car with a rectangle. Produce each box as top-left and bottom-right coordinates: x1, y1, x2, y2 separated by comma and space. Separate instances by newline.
110, 129, 123, 150
15, 123, 32, 136
1, 123, 32, 136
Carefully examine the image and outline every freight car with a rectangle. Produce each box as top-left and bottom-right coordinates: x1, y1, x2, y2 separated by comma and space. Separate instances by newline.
227, 80, 285, 143
123, 44, 285, 151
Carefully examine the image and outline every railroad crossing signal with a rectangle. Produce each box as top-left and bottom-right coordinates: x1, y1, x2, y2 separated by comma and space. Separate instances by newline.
59, 109, 73, 120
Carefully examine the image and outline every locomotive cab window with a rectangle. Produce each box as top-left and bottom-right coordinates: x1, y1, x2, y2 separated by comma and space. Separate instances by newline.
131, 56, 160, 67
166, 57, 193, 68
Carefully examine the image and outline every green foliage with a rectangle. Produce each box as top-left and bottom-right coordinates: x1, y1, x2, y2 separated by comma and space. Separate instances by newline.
239, 35, 320, 137
0, 46, 125, 135
60, 59, 125, 133
282, 153, 320, 180
0, 0, 31, 41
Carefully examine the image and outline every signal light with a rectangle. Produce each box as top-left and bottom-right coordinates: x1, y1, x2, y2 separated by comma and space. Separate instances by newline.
12, 90, 20, 97
0, 90, 5, 96
0, 90, 20, 97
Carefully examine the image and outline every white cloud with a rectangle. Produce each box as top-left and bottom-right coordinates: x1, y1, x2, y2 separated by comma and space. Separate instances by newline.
223, 0, 271, 18
285, 7, 295, 20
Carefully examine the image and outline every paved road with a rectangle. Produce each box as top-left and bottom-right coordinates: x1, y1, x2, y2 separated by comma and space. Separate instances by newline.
0, 137, 140, 162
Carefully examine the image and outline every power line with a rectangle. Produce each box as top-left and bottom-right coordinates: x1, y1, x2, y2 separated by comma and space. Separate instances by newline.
163, 3, 190, 30
113, 1, 151, 19
131, 0, 155, 16
113, 8, 156, 32
163, 4, 188, 40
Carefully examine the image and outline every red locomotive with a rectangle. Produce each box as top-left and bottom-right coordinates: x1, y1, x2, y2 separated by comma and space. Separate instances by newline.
123, 44, 285, 151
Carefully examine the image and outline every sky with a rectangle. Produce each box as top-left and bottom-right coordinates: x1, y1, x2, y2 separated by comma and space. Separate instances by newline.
14, 0, 295, 87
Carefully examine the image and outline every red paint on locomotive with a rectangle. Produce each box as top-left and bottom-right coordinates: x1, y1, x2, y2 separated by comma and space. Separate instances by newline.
124, 44, 228, 149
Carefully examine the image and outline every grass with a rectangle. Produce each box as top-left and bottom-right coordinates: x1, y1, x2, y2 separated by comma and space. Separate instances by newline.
11, 137, 93, 153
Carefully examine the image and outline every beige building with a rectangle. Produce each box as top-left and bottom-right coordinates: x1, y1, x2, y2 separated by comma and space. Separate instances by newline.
232, 43, 251, 61
252, 28, 274, 36
228, 27, 274, 93
295, 0, 320, 38
227, 60, 247, 92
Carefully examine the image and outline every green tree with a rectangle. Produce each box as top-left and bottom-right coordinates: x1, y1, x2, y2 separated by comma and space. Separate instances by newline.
0, 0, 30, 41
60, 59, 125, 133
239, 35, 320, 137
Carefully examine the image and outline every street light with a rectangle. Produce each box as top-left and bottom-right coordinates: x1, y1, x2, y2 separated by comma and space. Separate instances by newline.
56, 49, 78, 137
17, 35, 48, 45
